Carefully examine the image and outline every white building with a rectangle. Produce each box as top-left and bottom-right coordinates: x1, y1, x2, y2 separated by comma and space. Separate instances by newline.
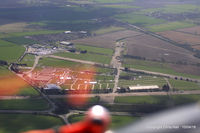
60, 41, 73, 46
64, 31, 72, 34
128, 85, 160, 92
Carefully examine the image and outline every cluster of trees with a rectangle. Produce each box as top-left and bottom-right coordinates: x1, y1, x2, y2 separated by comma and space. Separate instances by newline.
0, 60, 8, 66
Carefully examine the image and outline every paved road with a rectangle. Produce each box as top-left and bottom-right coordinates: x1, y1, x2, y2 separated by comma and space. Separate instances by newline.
99, 42, 124, 103
24, 55, 41, 74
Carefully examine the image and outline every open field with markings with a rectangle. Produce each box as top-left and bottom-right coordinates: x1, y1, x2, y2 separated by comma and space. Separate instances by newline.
123, 58, 200, 79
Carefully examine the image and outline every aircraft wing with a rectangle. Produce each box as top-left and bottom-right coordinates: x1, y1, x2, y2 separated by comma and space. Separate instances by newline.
114, 103, 200, 133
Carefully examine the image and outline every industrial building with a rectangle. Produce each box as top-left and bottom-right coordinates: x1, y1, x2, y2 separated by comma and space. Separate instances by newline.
127, 85, 160, 92
43, 84, 62, 94
60, 41, 73, 46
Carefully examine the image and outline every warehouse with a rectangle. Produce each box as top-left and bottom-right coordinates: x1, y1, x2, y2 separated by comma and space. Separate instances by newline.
128, 85, 160, 92
43, 84, 62, 94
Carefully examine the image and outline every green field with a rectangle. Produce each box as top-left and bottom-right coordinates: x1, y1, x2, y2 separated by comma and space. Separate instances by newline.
94, 0, 134, 3
138, 4, 200, 15
88, 96, 100, 103
137, 8, 163, 15
0, 40, 25, 62
147, 21, 195, 32
0, 66, 12, 76
68, 114, 139, 129
52, 96, 100, 104
169, 79, 200, 90
0, 30, 64, 38
3, 36, 38, 45
123, 58, 171, 73
123, 58, 200, 79
115, 95, 169, 104
162, 4, 200, 14
115, 94, 200, 105
0, 6, 119, 32
38, 57, 114, 75
20, 54, 35, 67
75, 44, 113, 56
55, 43, 113, 65
103, 4, 139, 9
115, 13, 165, 26
120, 71, 143, 77
92, 26, 125, 35
95, 75, 115, 81
96, 67, 114, 74
0, 114, 64, 133
18, 86, 39, 96
54, 52, 112, 64
0, 98, 49, 110
38, 57, 81, 68
119, 76, 167, 88
69, 0, 135, 4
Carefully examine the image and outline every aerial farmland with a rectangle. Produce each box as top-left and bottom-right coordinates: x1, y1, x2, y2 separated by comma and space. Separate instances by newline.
0, 0, 200, 132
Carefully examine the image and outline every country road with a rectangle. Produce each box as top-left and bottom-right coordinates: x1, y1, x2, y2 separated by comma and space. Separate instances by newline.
99, 41, 124, 103
111, 41, 124, 93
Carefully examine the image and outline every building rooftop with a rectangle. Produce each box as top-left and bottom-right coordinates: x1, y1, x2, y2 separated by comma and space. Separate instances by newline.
128, 85, 159, 90
60, 41, 73, 45
44, 84, 61, 90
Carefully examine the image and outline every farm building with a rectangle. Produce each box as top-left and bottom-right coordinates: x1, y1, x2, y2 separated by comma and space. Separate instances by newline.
60, 41, 73, 46
128, 85, 160, 92
64, 31, 72, 34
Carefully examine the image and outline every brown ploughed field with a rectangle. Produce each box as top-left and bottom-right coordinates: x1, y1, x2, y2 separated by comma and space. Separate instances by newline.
72, 30, 143, 49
